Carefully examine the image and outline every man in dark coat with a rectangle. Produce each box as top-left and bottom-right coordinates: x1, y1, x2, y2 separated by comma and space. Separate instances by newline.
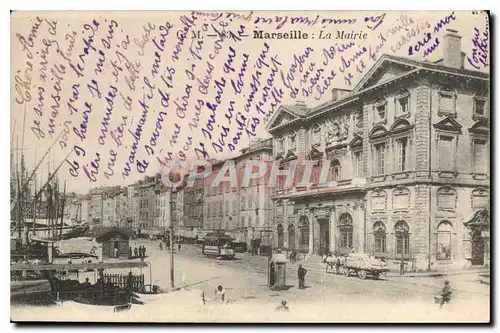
297, 264, 307, 289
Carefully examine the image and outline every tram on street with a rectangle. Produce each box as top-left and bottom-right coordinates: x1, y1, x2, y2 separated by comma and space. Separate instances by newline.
201, 234, 235, 259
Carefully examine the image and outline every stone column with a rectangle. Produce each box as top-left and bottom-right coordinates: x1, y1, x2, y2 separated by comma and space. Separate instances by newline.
329, 208, 336, 253
355, 199, 366, 253
283, 222, 289, 249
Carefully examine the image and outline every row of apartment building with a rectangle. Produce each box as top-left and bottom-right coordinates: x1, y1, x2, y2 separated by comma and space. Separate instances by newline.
69, 178, 176, 233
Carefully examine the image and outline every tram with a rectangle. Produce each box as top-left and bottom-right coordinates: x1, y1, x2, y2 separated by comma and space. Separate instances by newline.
201, 234, 235, 259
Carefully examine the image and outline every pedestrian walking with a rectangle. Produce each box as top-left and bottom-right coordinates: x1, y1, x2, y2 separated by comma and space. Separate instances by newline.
399, 254, 405, 276
129, 246, 132, 258
297, 264, 307, 289
113, 247, 118, 258
159, 241, 163, 251
439, 280, 453, 308
143, 246, 147, 258
134, 247, 138, 258
178, 241, 181, 252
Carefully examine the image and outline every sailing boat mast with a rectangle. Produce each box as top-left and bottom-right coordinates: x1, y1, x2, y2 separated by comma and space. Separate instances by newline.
15, 135, 22, 241
20, 105, 27, 244
59, 181, 67, 239
33, 177, 37, 236
53, 175, 59, 240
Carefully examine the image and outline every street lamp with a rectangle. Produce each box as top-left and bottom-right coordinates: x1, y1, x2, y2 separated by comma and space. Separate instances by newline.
167, 172, 183, 290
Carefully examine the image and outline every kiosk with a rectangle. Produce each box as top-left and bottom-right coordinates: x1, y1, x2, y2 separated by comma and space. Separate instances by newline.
268, 253, 287, 290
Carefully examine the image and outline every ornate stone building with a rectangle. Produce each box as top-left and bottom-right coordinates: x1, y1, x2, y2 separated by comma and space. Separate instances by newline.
266, 30, 490, 270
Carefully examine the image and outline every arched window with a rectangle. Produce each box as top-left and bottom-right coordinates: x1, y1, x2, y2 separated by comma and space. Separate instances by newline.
437, 221, 453, 260
288, 224, 296, 250
277, 137, 285, 153
395, 221, 410, 257
289, 132, 297, 151
277, 224, 284, 249
339, 213, 353, 251
328, 159, 341, 181
299, 216, 309, 248
373, 222, 387, 254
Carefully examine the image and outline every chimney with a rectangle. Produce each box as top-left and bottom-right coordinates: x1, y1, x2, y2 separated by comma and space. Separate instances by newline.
332, 89, 339, 101
442, 29, 462, 69
331, 88, 351, 101
295, 100, 307, 108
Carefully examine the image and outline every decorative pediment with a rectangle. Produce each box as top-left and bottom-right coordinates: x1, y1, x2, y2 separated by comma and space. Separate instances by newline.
265, 106, 299, 131
352, 55, 419, 93
469, 119, 489, 136
348, 134, 363, 148
307, 146, 324, 159
368, 125, 388, 140
390, 119, 414, 134
464, 209, 489, 229
433, 116, 462, 133
284, 149, 297, 160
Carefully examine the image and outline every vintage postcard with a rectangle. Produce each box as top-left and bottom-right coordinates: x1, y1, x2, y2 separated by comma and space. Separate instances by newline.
10, 10, 490, 323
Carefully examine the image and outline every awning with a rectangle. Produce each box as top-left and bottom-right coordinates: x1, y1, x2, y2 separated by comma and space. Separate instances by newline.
29, 237, 57, 244
11, 280, 51, 296
464, 209, 489, 229
11, 261, 148, 271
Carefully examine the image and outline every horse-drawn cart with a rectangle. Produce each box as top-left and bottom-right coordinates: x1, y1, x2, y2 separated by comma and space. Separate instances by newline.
339, 253, 389, 280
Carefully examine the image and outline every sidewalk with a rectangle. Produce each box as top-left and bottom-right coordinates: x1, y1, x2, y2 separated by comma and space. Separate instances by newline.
291, 253, 490, 278
386, 267, 490, 278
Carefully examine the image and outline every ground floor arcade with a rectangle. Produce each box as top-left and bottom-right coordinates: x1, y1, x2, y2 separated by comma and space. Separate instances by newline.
272, 187, 490, 270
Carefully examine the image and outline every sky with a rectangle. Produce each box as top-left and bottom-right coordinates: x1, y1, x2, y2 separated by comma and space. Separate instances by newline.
10, 10, 490, 193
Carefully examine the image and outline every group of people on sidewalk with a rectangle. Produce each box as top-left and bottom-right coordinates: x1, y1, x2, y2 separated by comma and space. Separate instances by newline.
159, 240, 182, 252
127, 245, 147, 261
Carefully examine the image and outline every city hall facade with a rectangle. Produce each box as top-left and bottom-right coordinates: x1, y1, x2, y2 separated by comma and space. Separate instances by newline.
266, 30, 490, 270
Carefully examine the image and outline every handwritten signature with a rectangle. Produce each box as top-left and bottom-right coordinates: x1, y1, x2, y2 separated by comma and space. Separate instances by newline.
468, 23, 489, 69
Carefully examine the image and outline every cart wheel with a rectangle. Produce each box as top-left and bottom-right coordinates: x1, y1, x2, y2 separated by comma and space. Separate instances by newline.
343, 267, 349, 277
358, 270, 367, 280
372, 272, 380, 280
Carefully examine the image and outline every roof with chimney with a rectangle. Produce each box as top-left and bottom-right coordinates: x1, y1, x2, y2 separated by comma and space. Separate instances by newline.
266, 29, 489, 133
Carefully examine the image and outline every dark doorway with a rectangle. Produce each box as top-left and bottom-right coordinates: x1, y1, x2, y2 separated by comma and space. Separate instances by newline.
471, 230, 485, 266
319, 220, 330, 255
